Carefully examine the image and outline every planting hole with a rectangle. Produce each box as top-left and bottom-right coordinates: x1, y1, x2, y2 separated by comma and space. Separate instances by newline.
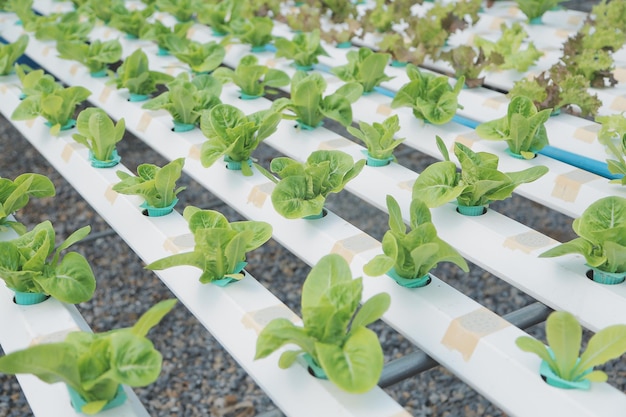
12, 295, 50, 305
456, 206, 487, 216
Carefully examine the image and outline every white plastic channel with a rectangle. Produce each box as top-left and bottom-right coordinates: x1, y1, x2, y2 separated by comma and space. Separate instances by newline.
4, 67, 626, 417
9, 4, 626, 414
0, 222, 150, 417
0, 78, 409, 417
208, 30, 625, 221
10, 3, 626, 331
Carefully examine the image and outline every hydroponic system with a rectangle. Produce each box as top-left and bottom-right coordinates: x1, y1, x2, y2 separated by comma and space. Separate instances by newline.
1, 0, 626, 416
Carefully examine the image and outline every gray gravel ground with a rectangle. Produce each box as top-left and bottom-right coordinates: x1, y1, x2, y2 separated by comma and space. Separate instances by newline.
1, 0, 624, 416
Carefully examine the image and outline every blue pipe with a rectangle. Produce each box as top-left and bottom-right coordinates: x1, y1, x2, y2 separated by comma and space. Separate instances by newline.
0, 36, 42, 70
538, 145, 623, 180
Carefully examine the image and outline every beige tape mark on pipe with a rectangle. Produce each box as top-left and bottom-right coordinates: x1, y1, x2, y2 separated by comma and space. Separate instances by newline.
188, 144, 201, 160
25, 119, 36, 128
503, 231, 558, 254
0, 85, 7, 95
242, 305, 301, 335
99, 86, 112, 104
247, 182, 275, 208
454, 131, 481, 148
482, 95, 508, 110
69, 63, 81, 76
163, 233, 194, 254
60, 143, 82, 163
317, 137, 353, 151
104, 185, 118, 204
567, 15, 582, 25
397, 179, 414, 191
441, 308, 510, 361
551, 169, 599, 202
30, 328, 81, 347
136, 112, 152, 133
41, 46, 52, 57
572, 124, 600, 144
615, 68, 626, 84
611, 96, 626, 112
389, 412, 413, 417
377, 103, 393, 116
490, 17, 505, 30
331, 233, 381, 264
555, 29, 571, 39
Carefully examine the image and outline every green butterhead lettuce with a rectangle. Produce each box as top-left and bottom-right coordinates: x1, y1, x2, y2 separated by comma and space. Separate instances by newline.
0, 299, 176, 415
146, 206, 272, 283
0, 35, 28, 76
0, 220, 95, 303
255, 253, 390, 393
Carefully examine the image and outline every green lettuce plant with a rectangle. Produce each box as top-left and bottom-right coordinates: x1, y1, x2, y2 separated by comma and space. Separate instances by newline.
231, 16, 274, 51
347, 114, 404, 163
515, 0, 565, 23
331, 47, 392, 94
196, 0, 246, 36
11, 0, 49, 32
364, 195, 468, 281
112, 158, 186, 211
33, 12, 94, 42
391, 64, 464, 125
376, 33, 426, 67
164, 37, 226, 74
146, 206, 272, 284
0, 299, 176, 414
360, 0, 395, 33
596, 114, 626, 186
318, 0, 356, 23
319, 19, 359, 48
561, 24, 621, 88
14, 66, 53, 99
439, 45, 497, 88
248, 0, 281, 17
142, 73, 222, 130
591, 0, 626, 32
56, 39, 122, 76
257, 150, 365, 219
155, 0, 200, 22
476, 96, 552, 159
11, 77, 91, 135
274, 29, 329, 70
284, 4, 320, 33
516, 311, 626, 389
108, 49, 173, 100
474, 23, 542, 72
79, 0, 126, 24
0, 220, 96, 304
412, 136, 549, 210
212, 55, 289, 99
271, 71, 362, 129
508, 63, 602, 118
108, 5, 154, 38
0, 173, 55, 234
138, 21, 193, 56
0, 35, 28, 76
539, 196, 626, 275
199, 104, 281, 176
72, 108, 125, 166
255, 253, 390, 393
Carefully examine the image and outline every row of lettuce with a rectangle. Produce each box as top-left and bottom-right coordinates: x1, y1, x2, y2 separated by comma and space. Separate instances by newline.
1, 0, 625, 116
1, 0, 626, 413
1, 0, 626, 173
